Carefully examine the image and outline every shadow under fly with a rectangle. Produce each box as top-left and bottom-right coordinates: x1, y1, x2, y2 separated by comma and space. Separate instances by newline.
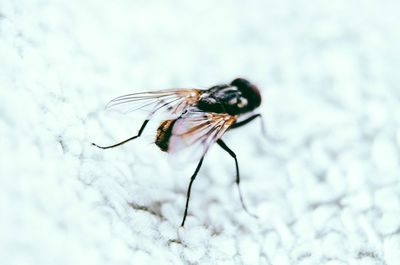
92, 78, 265, 226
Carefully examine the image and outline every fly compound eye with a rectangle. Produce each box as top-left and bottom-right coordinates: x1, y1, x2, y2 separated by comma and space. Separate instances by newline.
230, 78, 250, 88
237, 98, 248, 108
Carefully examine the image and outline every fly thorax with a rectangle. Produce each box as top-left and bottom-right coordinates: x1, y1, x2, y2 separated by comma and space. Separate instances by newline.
198, 93, 225, 113
218, 89, 248, 114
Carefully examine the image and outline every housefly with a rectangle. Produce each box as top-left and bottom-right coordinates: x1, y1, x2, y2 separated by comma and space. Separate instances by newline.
92, 78, 264, 226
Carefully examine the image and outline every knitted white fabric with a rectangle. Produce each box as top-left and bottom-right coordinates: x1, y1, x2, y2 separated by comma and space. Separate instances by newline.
1, 1, 400, 264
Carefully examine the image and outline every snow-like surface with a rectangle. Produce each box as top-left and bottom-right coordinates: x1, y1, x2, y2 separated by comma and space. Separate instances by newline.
2, 0, 400, 264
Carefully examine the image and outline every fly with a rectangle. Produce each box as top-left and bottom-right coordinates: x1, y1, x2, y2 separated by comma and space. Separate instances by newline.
92, 78, 264, 226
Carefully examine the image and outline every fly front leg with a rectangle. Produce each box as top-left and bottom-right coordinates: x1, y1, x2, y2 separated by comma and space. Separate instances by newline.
230, 113, 266, 137
230, 113, 282, 142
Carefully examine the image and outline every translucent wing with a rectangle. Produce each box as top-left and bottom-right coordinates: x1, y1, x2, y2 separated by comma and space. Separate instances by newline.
106, 89, 202, 117
167, 108, 237, 156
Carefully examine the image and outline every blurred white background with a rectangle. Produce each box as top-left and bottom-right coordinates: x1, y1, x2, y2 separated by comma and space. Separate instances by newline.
1, 0, 400, 264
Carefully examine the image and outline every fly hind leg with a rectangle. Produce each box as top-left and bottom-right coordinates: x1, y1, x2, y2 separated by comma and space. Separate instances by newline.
92, 119, 149, 149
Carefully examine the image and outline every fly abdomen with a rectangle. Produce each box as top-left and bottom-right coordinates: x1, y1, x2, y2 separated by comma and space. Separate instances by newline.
155, 119, 177, 152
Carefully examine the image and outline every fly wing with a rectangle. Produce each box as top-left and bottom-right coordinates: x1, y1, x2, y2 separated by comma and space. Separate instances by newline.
167, 109, 237, 156
106, 89, 202, 117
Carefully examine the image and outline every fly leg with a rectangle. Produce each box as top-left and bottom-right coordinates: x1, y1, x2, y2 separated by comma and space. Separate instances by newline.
217, 139, 257, 218
230, 113, 282, 142
181, 156, 205, 227
229, 113, 266, 136
92, 119, 149, 149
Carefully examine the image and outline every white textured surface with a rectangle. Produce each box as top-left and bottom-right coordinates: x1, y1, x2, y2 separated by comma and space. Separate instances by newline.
2, 0, 400, 264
